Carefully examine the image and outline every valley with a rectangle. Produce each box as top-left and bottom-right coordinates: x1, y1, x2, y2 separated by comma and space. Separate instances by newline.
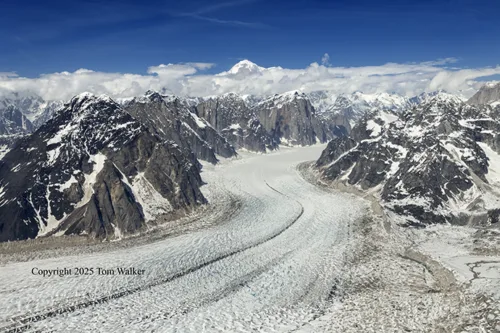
1, 145, 498, 332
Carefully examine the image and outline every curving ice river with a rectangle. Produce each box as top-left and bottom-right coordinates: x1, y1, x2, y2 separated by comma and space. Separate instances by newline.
0, 145, 369, 333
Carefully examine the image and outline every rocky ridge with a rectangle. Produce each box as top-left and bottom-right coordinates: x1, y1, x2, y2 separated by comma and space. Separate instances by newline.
123, 91, 237, 164
195, 93, 277, 152
252, 91, 333, 146
316, 93, 500, 226
0, 93, 205, 242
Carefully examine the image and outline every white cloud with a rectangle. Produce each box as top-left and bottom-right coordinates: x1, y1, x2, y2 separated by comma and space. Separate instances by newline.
0, 72, 18, 78
147, 63, 214, 76
321, 53, 331, 67
0, 58, 498, 100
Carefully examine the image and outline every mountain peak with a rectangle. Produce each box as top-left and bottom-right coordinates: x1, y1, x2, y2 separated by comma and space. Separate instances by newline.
71, 92, 113, 103
467, 82, 500, 106
428, 91, 463, 103
227, 60, 263, 75
484, 81, 500, 89
409, 90, 463, 106
144, 90, 164, 101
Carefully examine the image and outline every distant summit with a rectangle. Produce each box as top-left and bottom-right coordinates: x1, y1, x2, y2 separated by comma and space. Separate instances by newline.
467, 82, 500, 106
225, 60, 264, 76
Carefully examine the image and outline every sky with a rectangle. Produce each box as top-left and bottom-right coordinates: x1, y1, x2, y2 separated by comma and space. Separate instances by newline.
1, 0, 499, 100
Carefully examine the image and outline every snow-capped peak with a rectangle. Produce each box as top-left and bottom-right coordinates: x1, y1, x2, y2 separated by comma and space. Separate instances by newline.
409, 90, 465, 106
258, 90, 307, 106
68, 92, 116, 114
71, 92, 114, 104
280, 90, 305, 98
219, 92, 243, 99
485, 81, 500, 89
226, 60, 264, 75
423, 91, 465, 105
349, 92, 410, 111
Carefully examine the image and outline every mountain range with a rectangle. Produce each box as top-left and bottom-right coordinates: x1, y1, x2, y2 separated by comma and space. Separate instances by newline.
1, 81, 500, 242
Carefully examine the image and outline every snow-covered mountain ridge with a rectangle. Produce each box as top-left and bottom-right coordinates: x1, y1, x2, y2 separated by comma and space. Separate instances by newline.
0, 87, 474, 158
0, 84, 494, 241
0, 93, 205, 242
315, 94, 500, 226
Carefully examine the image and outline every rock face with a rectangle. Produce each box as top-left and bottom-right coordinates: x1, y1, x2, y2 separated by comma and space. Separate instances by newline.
195, 93, 278, 152
253, 91, 332, 146
0, 106, 33, 136
316, 94, 500, 226
123, 91, 237, 164
0, 93, 205, 242
467, 82, 500, 106
193, 90, 347, 151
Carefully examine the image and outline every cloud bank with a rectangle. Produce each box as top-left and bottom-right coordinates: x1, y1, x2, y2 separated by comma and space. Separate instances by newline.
0, 58, 499, 100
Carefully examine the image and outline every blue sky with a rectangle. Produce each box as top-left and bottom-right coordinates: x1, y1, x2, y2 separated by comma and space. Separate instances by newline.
1, 0, 499, 77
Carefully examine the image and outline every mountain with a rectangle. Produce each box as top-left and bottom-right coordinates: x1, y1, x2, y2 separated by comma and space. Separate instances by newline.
0, 106, 34, 159
307, 90, 337, 114
195, 93, 278, 152
315, 95, 500, 226
0, 92, 64, 127
32, 100, 65, 127
310, 91, 411, 114
317, 94, 372, 134
467, 82, 500, 106
308, 91, 411, 136
193, 90, 341, 151
123, 91, 237, 164
0, 93, 206, 242
223, 59, 266, 76
349, 91, 410, 112
253, 91, 333, 146
0, 106, 33, 136
0, 93, 64, 159
409, 90, 465, 106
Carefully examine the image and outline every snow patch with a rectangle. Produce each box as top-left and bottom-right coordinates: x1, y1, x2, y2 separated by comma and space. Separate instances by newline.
229, 123, 241, 130
378, 111, 399, 124
132, 172, 173, 220
478, 142, 500, 186
59, 175, 78, 191
366, 120, 382, 137
190, 113, 207, 128
74, 153, 107, 208
47, 123, 78, 145
116, 168, 173, 221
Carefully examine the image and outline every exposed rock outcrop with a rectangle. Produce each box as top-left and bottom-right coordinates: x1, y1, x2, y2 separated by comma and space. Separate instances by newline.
123, 91, 237, 164
253, 91, 331, 145
195, 93, 277, 152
